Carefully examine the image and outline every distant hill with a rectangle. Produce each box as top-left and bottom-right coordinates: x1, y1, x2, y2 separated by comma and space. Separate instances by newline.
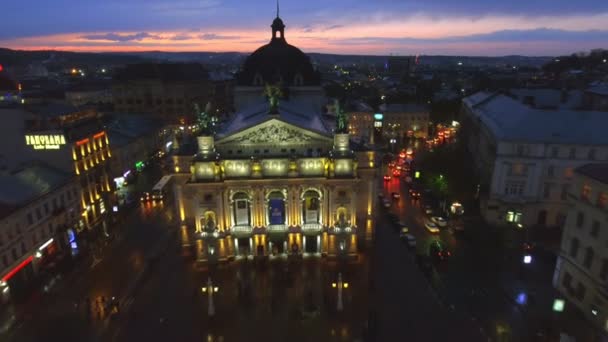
0, 47, 552, 69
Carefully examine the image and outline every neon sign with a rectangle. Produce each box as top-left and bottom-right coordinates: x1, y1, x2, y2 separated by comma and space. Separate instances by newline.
2, 256, 33, 282
25, 135, 67, 150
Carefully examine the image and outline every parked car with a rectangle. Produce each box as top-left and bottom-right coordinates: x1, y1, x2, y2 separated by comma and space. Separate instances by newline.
429, 241, 451, 262
425, 221, 440, 234
431, 216, 448, 227
383, 199, 391, 208
401, 233, 417, 248
424, 205, 433, 215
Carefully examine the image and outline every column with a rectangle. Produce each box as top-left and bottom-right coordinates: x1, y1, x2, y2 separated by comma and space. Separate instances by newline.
217, 187, 225, 231
350, 188, 357, 227
224, 189, 232, 229
327, 186, 333, 227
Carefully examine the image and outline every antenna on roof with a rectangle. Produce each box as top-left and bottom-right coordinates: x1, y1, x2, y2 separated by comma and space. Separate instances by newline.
276, 0, 280, 18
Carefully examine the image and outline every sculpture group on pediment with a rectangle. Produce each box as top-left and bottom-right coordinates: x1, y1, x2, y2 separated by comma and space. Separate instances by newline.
234, 123, 312, 144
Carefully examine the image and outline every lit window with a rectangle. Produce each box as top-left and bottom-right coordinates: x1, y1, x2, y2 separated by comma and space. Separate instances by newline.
581, 185, 591, 202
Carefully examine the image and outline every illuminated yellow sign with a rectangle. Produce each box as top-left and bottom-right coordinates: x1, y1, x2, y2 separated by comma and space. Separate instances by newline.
25, 134, 67, 150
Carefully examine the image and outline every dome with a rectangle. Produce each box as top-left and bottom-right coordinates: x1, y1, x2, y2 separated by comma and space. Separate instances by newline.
236, 16, 320, 87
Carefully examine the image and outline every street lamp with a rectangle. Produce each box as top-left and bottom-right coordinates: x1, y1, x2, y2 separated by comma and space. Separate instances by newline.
201, 277, 219, 316
332, 272, 349, 312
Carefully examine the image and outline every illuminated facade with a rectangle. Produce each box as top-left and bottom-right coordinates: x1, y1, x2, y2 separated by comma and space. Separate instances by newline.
173, 14, 377, 263
175, 127, 376, 262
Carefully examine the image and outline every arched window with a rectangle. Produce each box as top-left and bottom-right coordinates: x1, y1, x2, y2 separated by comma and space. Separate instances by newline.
302, 190, 321, 224
233, 192, 251, 226
336, 206, 348, 227
294, 73, 303, 86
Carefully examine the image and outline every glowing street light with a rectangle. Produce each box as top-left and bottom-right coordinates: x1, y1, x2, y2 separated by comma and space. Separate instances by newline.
201, 277, 219, 316
523, 255, 532, 264
552, 298, 565, 312
332, 272, 349, 312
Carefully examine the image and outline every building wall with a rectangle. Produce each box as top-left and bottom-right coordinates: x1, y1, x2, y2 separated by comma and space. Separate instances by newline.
382, 110, 429, 139
461, 103, 608, 228
112, 80, 210, 123
0, 178, 80, 302
554, 173, 608, 331
347, 111, 374, 142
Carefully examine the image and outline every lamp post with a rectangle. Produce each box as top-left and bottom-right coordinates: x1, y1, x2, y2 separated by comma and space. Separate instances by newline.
201, 277, 219, 317
332, 272, 349, 312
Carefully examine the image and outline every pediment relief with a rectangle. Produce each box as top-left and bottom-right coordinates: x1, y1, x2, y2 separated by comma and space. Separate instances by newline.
218, 120, 331, 146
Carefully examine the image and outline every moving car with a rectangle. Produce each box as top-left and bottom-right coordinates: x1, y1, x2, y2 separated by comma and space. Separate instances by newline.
383, 175, 391, 181
140, 191, 151, 202
401, 233, 417, 248
383, 199, 391, 208
408, 189, 421, 199
425, 221, 440, 233
391, 192, 401, 199
399, 227, 410, 237
431, 216, 448, 228
429, 241, 451, 261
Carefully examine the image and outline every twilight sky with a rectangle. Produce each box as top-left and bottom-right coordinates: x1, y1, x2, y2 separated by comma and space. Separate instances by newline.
1, 0, 607, 56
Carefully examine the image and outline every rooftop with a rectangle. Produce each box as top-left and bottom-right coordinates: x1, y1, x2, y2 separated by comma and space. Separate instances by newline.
463, 92, 608, 145
0, 163, 72, 218
576, 163, 608, 185
218, 98, 330, 138
508, 88, 583, 109
380, 103, 429, 113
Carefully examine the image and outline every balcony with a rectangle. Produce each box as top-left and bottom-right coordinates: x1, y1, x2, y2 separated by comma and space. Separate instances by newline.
230, 225, 253, 238
302, 223, 323, 235
267, 224, 288, 233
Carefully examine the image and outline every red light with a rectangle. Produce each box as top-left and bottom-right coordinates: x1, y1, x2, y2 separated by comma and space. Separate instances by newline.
0, 64, 3, 72
2, 256, 33, 282
93, 131, 105, 139
76, 138, 89, 146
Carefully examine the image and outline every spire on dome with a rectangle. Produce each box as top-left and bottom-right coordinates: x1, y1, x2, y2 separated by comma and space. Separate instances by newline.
271, 2, 285, 41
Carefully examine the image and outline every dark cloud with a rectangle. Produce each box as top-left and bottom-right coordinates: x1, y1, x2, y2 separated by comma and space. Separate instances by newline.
169, 34, 193, 40
80, 32, 161, 41
331, 28, 608, 45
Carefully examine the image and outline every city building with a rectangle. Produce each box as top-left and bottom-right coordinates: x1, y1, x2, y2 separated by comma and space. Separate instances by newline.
461, 92, 608, 228
385, 56, 415, 79
173, 13, 377, 263
65, 83, 112, 107
345, 101, 374, 143
584, 84, 608, 111
0, 72, 22, 105
0, 102, 112, 230
379, 103, 429, 139
105, 114, 166, 205
112, 63, 211, 124
0, 163, 80, 303
553, 163, 608, 332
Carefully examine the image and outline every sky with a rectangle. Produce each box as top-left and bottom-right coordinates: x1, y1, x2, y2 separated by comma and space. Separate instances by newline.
1, 0, 607, 56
